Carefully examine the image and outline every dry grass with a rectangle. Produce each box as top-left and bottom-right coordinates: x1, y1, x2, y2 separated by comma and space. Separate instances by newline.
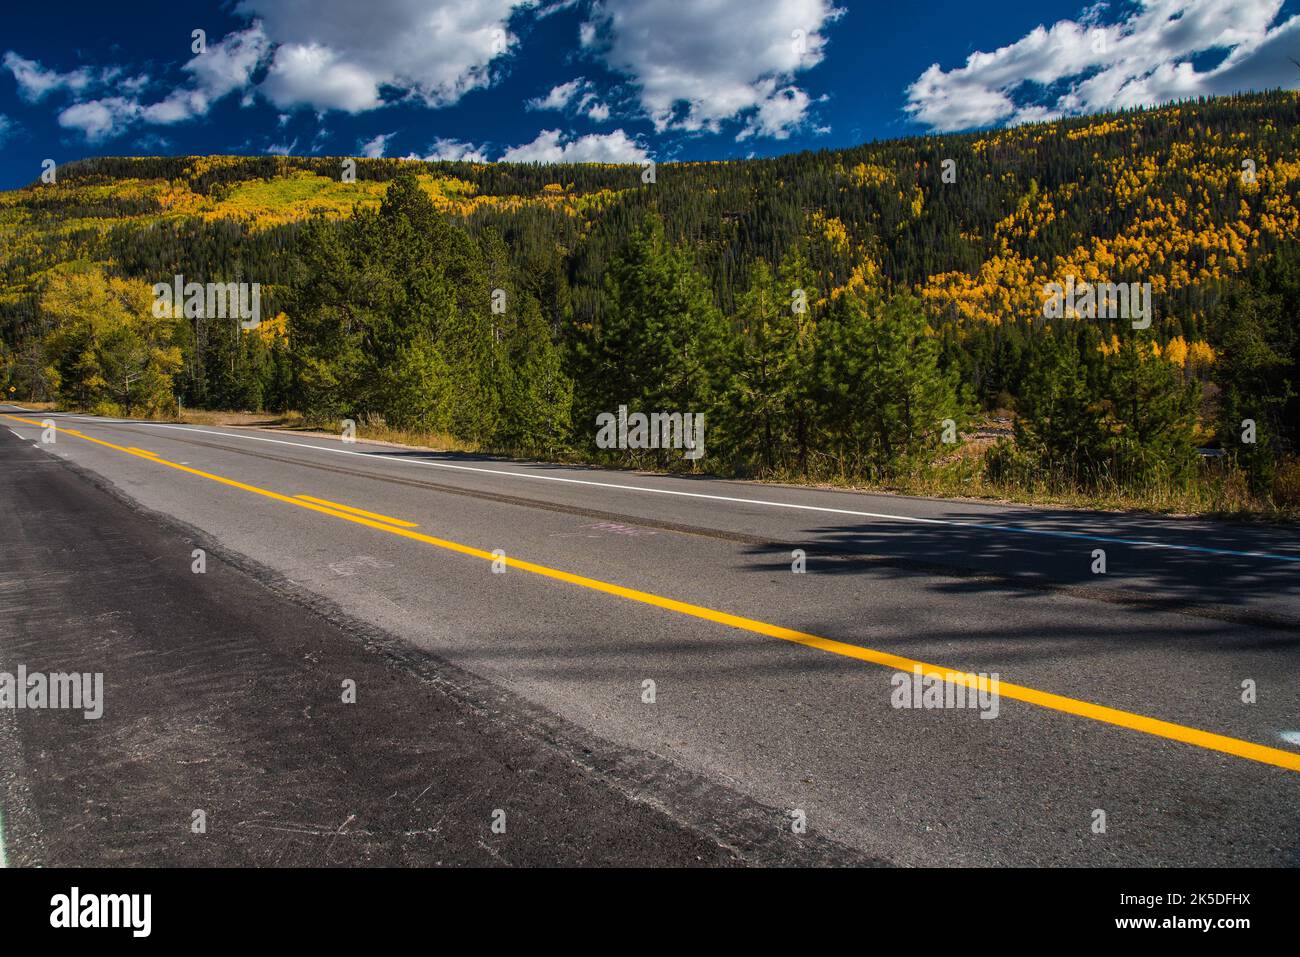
293, 417, 482, 454
26, 403, 1296, 521
175, 409, 480, 454
173, 409, 305, 428
769, 452, 1290, 521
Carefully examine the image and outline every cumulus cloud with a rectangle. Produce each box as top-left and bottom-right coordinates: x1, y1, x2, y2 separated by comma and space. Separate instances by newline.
18, 0, 840, 145
588, 0, 841, 138
528, 77, 587, 110
359, 131, 395, 157
737, 83, 813, 140
2, 52, 94, 102
240, 0, 520, 112
527, 76, 612, 121
184, 24, 270, 103
500, 127, 648, 163
57, 97, 141, 142
406, 137, 492, 162
905, 0, 1300, 132
260, 42, 383, 112
116, 73, 151, 96
25, 24, 271, 141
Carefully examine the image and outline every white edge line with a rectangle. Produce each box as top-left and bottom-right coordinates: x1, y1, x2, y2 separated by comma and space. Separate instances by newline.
10, 409, 1300, 564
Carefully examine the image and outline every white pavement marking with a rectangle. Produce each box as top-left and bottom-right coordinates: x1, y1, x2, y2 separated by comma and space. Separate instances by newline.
9, 408, 1300, 564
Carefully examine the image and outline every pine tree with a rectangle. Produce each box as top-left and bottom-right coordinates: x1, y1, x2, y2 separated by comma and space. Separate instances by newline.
1103, 334, 1199, 485
1212, 243, 1300, 491
813, 292, 963, 480
1014, 333, 1107, 483
731, 260, 791, 473
579, 213, 730, 466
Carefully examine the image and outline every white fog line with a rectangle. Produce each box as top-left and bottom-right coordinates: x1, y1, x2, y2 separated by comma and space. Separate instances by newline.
47, 417, 1300, 565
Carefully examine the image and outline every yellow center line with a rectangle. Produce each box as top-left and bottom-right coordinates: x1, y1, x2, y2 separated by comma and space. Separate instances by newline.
9, 412, 1300, 774
294, 494, 419, 528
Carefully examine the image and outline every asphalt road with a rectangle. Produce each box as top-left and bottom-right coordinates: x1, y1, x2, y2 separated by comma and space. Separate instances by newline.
2, 404, 1298, 866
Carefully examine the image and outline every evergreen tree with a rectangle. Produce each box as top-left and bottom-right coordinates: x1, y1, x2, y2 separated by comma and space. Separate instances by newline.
578, 213, 729, 465
1103, 334, 1199, 485
1014, 333, 1107, 483
812, 292, 964, 480
1212, 243, 1300, 491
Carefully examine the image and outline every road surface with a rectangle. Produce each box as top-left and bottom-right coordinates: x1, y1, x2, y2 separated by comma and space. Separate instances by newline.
1, 404, 1298, 866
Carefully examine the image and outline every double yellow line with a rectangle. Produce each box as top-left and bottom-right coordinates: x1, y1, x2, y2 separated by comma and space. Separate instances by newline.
8, 412, 1300, 774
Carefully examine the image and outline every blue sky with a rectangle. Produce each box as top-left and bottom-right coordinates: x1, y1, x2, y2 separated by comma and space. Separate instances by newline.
1, 0, 1298, 189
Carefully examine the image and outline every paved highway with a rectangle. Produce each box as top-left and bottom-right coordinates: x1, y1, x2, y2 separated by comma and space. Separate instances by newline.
2, 404, 1298, 866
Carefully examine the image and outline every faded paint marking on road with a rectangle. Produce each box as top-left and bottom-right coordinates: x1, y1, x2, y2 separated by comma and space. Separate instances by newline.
294, 495, 419, 528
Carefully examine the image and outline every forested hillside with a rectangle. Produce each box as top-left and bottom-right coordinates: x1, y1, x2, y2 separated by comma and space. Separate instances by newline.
2, 91, 1298, 511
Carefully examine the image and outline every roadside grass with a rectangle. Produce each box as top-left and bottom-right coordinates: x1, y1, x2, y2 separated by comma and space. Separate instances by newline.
22, 402, 1297, 522
173, 409, 305, 428
786, 456, 1282, 520
292, 415, 482, 455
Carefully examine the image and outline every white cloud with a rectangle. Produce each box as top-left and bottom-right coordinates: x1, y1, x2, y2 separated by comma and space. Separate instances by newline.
528, 77, 587, 110
119, 73, 150, 96
360, 131, 395, 157
0, 114, 12, 146
240, 0, 521, 112
138, 92, 200, 125
905, 0, 1300, 132
738, 83, 812, 140
2, 52, 94, 102
403, 129, 646, 164
534, 0, 581, 18
185, 23, 270, 102
33, 24, 272, 139
588, 0, 841, 137
266, 137, 298, 155
260, 42, 383, 113
406, 137, 491, 162
500, 127, 648, 163
527, 77, 615, 123
57, 97, 141, 142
